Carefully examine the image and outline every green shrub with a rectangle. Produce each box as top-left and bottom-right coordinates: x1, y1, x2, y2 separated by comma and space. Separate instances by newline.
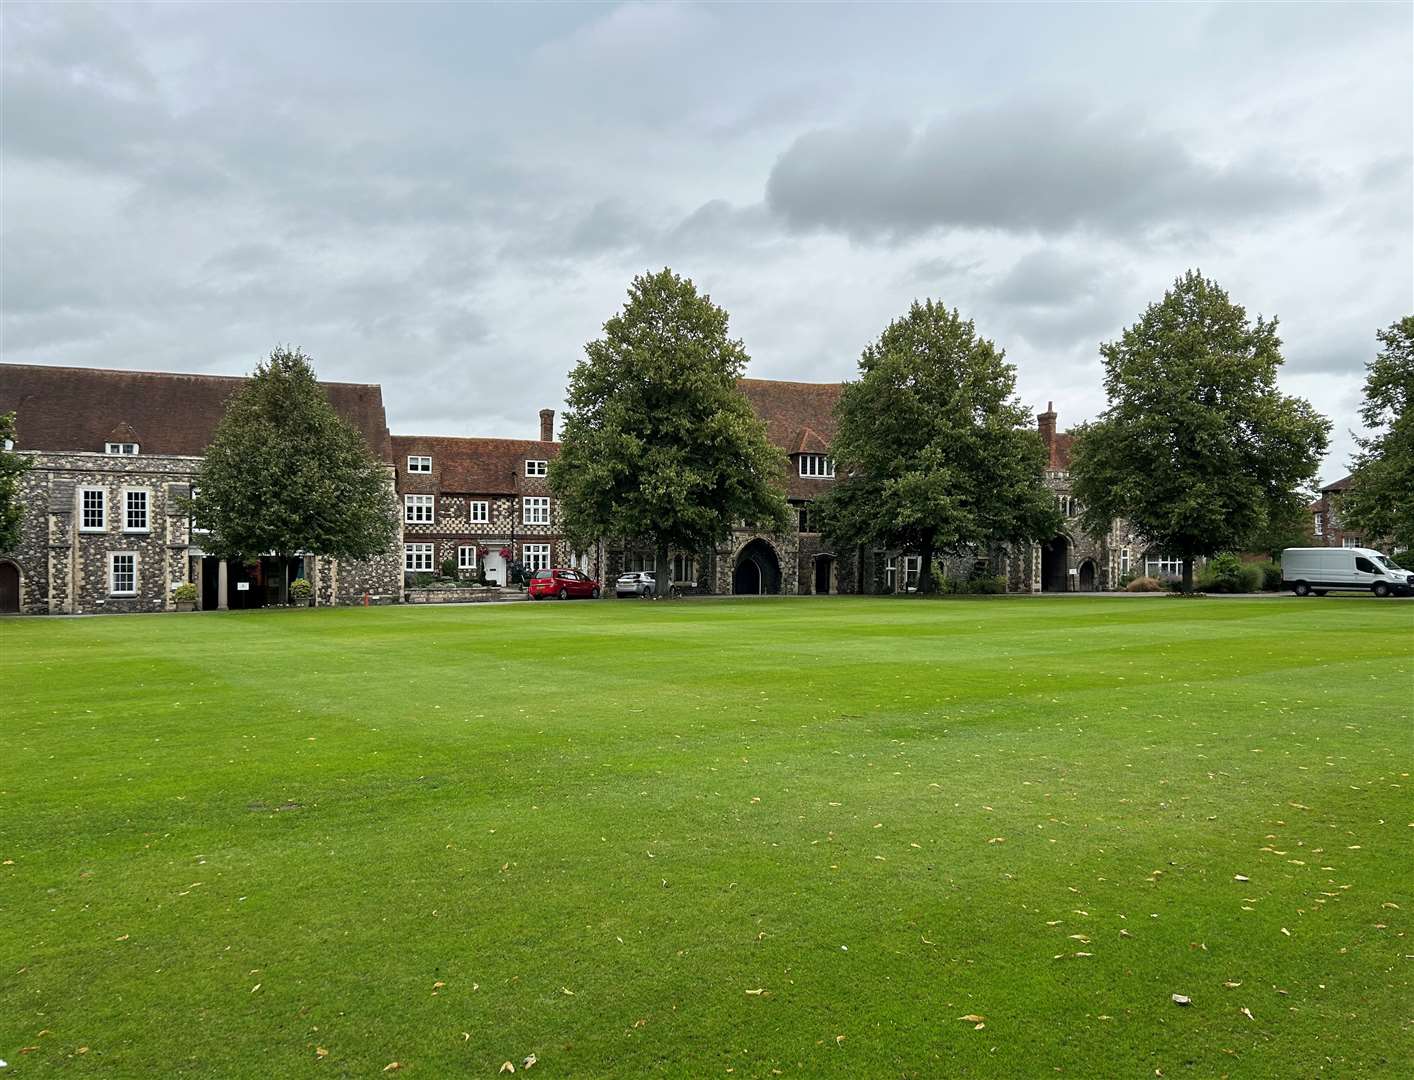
1197, 552, 1262, 593
289, 578, 312, 603
1254, 560, 1283, 591
439, 557, 458, 579
171, 582, 198, 603
1125, 576, 1162, 592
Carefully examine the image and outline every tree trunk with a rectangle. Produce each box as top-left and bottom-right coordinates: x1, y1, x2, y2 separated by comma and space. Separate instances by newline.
1182, 554, 1194, 593
655, 540, 670, 597
279, 555, 290, 605
918, 530, 937, 595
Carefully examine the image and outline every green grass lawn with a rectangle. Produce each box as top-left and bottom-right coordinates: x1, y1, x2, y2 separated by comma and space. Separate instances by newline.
2, 596, 1411, 1078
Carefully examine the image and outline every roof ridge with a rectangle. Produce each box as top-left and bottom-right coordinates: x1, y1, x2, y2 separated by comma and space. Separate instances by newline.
0, 361, 383, 392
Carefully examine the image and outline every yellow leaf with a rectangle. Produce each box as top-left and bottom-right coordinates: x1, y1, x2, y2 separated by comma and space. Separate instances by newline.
957, 1014, 986, 1023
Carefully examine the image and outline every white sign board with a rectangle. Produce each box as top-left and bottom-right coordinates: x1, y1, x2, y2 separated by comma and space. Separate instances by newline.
236, 582, 250, 591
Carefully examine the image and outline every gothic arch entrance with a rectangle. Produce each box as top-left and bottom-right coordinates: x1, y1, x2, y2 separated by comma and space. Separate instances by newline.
814, 554, 834, 595
1078, 558, 1096, 591
1041, 535, 1070, 592
733, 539, 781, 595
0, 560, 19, 613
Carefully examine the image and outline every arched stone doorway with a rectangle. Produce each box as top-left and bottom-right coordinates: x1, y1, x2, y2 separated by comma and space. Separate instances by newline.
1078, 558, 1096, 591
733, 539, 781, 595
0, 560, 19, 613
1041, 535, 1070, 592
814, 553, 834, 595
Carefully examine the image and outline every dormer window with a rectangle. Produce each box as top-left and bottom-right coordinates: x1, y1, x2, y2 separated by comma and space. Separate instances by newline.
525, 459, 548, 477
407, 455, 432, 473
106, 442, 139, 455
798, 454, 834, 478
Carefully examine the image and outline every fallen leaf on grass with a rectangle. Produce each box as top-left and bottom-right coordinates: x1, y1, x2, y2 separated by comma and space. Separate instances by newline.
745, 988, 768, 996
316, 1047, 328, 1058
1171, 994, 1191, 1006
957, 1014, 986, 1025
1223, 981, 1242, 988
1234, 875, 1249, 882
987, 837, 1006, 844
835, 1035, 845, 1045
384, 1064, 402, 1073
522, 1054, 537, 1069
1240, 1007, 1255, 1021
499, 1062, 515, 1074
561, 987, 574, 996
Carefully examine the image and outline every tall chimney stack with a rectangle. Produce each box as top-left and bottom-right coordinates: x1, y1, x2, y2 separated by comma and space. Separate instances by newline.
1037, 401, 1057, 466
539, 408, 555, 442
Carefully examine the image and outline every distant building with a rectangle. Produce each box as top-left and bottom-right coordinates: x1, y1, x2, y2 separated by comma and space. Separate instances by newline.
0, 364, 402, 614
2, 361, 1147, 613
1307, 475, 1386, 551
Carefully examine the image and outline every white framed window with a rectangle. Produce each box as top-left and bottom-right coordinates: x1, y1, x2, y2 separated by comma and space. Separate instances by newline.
522, 496, 550, 525
1145, 555, 1184, 578
105, 442, 139, 455
458, 544, 477, 570
1313, 512, 1324, 536
404, 543, 435, 572
525, 459, 548, 477
523, 543, 551, 571
109, 552, 137, 595
621, 552, 656, 572
80, 487, 106, 532
1119, 546, 1131, 574
798, 454, 834, 478
673, 554, 695, 583
404, 494, 434, 524
1342, 537, 1361, 548
469, 500, 489, 523
407, 455, 432, 473
124, 489, 149, 532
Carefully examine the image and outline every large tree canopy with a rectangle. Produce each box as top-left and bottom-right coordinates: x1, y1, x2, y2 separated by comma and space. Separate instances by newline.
1339, 316, 1414, 553
0, 411, 30, 552
1070, 270, 1330, 589
550, 269, 790, 594
192, 347, 397, 589
819, 299, 1060, 594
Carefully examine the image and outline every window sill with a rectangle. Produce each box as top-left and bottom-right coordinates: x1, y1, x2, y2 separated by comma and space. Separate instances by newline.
80, 528, 107, 534
123, 529, 151, 535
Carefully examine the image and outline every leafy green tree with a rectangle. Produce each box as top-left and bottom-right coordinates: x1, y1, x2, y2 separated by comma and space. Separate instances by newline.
1339, 316, 1414, 552
192, 347, 398, 599
550, 269, 790, 595
1246, 487, 1318, 559
1070, 271, 1330, 591
0, 411, 30, 552
819, 300, 1061, 595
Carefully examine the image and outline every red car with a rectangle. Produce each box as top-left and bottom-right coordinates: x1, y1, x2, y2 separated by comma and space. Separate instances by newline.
528, 567, 601, 600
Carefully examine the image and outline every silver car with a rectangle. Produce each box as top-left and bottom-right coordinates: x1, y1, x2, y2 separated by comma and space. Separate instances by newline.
616, 571, 656, 598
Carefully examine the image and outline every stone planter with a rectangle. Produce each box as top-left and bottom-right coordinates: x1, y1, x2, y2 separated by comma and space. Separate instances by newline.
175, 601, 195, 612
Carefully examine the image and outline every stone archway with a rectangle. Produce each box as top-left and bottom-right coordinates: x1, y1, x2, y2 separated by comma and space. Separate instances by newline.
814, 553, 834, 595
1078, 558, 1096, 591
1041, 535, 1070, 592
733, 539, 782, 595
0, 560, 19, 613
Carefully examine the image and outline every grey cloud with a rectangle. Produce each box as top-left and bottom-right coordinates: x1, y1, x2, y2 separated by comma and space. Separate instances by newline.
765, 103, 1322, 241
988, 250, 1108, 308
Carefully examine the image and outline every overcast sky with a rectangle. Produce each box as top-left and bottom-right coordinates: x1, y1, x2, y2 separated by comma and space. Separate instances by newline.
3, 1, 1410, 483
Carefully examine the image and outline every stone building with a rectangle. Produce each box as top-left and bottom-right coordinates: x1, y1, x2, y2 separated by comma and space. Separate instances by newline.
391, 409, 586, 586
1, 360, 1141, 613
0, 364, 402, 614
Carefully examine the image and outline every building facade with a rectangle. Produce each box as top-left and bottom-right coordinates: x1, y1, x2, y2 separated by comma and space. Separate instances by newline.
2, 361, 1140, 613
0, 364, 402, 615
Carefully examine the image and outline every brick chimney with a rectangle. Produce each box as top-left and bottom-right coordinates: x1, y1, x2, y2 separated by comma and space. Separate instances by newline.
1037, 401, 1057, 466
539, 408, 555, 442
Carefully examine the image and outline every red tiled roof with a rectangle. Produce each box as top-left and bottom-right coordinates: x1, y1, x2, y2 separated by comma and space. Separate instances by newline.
391, 434, 559, 495
1050, 432, 1075, 469
738, 378, 842, 450
0, 363, 392, 461
737, 378, 843, 499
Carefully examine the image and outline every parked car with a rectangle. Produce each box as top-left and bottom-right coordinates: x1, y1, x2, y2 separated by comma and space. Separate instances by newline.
528, 568, 601, 600
1280, 546, 1412, 597
616, 571, 656, 598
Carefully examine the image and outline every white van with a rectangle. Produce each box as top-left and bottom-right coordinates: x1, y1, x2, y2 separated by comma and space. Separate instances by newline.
1281, 547, 1412, 597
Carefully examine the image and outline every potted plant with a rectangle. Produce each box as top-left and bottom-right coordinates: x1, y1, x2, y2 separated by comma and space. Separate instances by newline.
171, 582, 198, 612
288, 577, 313, 606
